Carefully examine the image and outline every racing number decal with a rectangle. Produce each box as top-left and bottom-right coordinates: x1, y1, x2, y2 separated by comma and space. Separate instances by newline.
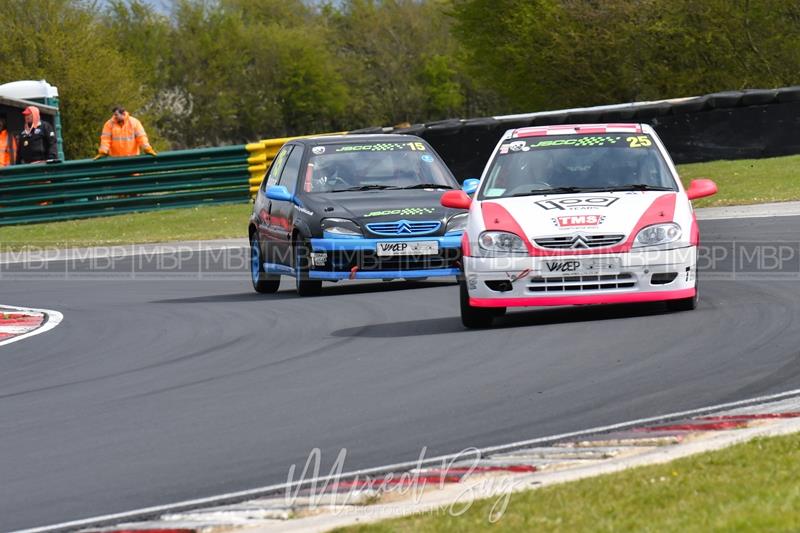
407, 142, 426, 151
627, 135, 652, 148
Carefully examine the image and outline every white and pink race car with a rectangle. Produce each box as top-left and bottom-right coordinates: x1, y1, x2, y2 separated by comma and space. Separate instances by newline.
441, 123, 717, 328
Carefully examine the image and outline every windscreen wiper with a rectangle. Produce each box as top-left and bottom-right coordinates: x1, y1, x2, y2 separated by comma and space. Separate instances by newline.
330, 185, 395, 192
606, 184, 676, 192
512, 186, 594, 197
400, 183, 454, 190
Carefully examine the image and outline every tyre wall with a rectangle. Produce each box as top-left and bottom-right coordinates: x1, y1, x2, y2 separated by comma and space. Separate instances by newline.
352, 87, 800, 181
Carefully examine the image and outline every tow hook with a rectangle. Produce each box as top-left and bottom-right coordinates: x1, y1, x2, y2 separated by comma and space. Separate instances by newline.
510, 269, 531, 283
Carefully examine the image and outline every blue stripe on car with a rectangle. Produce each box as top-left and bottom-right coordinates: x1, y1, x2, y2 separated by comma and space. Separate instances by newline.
262, 263, 459, 279
263, 263, 295, 275
310, 233, 462, 252
309, 268, 460, 280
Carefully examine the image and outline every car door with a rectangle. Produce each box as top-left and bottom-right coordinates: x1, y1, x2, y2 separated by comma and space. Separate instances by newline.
267, 144, 304, 265
255, 145, 292, 262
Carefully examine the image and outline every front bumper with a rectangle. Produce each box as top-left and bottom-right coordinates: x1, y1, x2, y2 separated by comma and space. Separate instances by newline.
308, 234, 462, 280
465, 246, 697, 307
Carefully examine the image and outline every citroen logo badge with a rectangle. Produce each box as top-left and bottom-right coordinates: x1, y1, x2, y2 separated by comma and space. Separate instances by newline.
397, 220, 413, 234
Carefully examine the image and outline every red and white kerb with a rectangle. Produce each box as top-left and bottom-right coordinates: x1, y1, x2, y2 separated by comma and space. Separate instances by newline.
0, 306, 63, 347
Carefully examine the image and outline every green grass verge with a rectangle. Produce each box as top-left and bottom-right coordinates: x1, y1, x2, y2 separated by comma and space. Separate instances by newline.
0, 203, 251, 250
1, 153, 799, 250
339, 432, 800, 533
679, 154, 800, 208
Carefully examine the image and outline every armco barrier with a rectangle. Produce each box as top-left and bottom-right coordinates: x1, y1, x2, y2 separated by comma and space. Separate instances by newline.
8, 84, 791, 226
246, 132, 346, 195
350, 86, 800, 181
245, 137, 294, 195
0, 145, 251, 226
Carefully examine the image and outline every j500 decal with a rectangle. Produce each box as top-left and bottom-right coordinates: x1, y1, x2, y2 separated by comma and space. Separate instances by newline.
334, 142, 426, 153
363, 207, 436, 218
499, 134, 658, 154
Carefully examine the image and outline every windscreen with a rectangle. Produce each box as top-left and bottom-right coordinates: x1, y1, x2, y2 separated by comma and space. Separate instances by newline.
480, 134, 677, 200
303, 141, 456, 193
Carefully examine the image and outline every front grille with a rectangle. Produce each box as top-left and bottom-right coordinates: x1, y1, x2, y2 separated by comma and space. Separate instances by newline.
366, 219, 441, 236
534, 234, 625, 249
527, 273, 635, 292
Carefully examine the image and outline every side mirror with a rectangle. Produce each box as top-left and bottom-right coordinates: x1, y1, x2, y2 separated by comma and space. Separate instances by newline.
686, 179, 718, 200
441, 190, 472, 210
462, 178, 480, 195
266, 185, 293, 202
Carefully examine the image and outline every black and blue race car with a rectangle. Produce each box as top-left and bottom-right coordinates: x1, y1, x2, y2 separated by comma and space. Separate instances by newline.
248, 134, 476, 296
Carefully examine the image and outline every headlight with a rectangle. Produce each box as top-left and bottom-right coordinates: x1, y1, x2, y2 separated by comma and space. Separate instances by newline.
321, 218, 363, 237
633, 223, 681, 247
478, 231, 528, 255
445, 213, 468, 234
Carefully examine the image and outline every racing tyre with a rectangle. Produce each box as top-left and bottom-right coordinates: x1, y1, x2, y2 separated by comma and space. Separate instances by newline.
459, 279, 496, 329
294, 238, 322, 297
491, 307, 507, 317
250, 235, 280, 294
667, 281, 698, 312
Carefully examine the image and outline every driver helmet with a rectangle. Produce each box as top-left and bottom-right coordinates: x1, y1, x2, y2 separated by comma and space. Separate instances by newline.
313, 158, 352, 191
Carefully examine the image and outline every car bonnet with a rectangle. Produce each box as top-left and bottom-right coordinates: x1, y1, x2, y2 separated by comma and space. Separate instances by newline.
474, 191, 691, 242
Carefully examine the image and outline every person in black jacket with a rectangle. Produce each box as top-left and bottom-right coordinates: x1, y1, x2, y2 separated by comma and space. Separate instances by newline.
17, 106, 57, 164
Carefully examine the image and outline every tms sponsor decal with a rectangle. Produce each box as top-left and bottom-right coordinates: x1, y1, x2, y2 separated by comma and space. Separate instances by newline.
552, 214, 606, 228
536, 196, 619, 211
363, 207, 436, 218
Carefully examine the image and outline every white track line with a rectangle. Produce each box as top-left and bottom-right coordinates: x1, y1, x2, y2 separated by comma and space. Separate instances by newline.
0, 305, 63, 347
695, 200, 800, 221
15, 386, 800, 533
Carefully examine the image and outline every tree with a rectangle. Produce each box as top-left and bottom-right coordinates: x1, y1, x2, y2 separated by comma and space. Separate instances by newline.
324, 0, 482, 127
450, 0, 800, 113
132, 0, 349, 147
0, 0, 145, 158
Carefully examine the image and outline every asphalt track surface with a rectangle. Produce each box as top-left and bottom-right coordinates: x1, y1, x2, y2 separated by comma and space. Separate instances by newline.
4, 217, 800, 530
